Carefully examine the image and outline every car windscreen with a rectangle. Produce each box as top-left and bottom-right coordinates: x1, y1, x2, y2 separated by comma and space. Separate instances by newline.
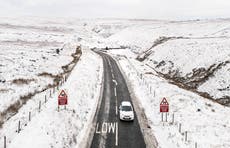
121, 105, 132, 111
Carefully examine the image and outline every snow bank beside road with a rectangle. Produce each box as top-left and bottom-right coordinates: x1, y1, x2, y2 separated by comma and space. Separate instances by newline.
6, 49, 103, 148
113, 53, 230, 148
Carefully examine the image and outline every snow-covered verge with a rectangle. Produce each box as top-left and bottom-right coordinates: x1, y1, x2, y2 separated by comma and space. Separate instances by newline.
105, 19, 230, 105
0, 49, 103, 148
112, 53, 230, 148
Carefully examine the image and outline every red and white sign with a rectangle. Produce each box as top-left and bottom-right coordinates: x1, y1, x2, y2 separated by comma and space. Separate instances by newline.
160, 97, 169, 112
58, 90, 68, 105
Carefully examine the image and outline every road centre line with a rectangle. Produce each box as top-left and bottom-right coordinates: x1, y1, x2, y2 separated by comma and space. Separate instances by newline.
116, 122, 118, 146
114, 87, 117, 97
115, 96, 118, 115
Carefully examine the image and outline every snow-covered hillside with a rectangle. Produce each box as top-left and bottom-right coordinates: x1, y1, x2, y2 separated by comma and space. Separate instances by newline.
106, 19, 230, 105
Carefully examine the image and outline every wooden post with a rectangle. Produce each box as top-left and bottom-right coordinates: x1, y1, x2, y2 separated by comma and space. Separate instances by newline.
195, 142, 197, 148
179, 123, 182, 133
45, 95, 47, 103
29, 112, 31, 122
172, 113, 174, 124
58, 105, 60, 112
166, 113, 168, 122
161, 113, 163, 122
50, 90, 52, 97
65, 76, 67, 82
185, 131, 188, 141
4, 136, 6, 148
18, 121, 21, 133
39, 101, 41, 112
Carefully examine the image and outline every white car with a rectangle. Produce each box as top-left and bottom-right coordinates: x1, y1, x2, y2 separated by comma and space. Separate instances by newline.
119, 101, 134, 121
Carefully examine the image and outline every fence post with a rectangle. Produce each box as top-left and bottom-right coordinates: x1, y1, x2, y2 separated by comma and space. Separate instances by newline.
45, 95, 47, 103
195, 142, 197, 148
179, 123, 182, 133
29, 112, 31, 122
172, 113, 174, 124
4, 136, 6, 148
39, 101, 41, 112
161, 113, 163, 122
166, 113, 168, 122
18, 121, 21, 133
185, 131, 188, 141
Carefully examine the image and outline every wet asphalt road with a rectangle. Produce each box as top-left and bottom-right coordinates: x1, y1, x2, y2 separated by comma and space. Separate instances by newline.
90, 52, 146, 148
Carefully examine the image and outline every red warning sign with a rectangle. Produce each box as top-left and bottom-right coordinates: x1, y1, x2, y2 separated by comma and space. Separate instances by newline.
160, 97, 169, 112
58, 90, 68, 105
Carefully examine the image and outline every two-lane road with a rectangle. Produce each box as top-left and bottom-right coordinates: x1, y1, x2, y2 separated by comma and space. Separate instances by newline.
90, 52, 146, 148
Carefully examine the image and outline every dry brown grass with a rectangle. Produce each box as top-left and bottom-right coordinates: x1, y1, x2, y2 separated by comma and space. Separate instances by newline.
0, 89, 10, 93
12, 78, 35, 85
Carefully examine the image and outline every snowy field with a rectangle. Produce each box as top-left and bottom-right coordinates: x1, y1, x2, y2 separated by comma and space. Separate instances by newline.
0, 49, 103, 148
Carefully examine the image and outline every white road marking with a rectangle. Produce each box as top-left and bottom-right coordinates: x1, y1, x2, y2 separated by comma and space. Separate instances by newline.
114, 87, 117, 97
115, 122, 118, 146
108, 123, 116, 133
112, 79, 117, 86
96, 123, 100, 134
101, 122, 107, 133
95, 122, 117, 134
115, 96, 118, 115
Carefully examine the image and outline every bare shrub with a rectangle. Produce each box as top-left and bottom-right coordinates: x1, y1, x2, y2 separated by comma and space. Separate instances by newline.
12, 78, 35, 85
